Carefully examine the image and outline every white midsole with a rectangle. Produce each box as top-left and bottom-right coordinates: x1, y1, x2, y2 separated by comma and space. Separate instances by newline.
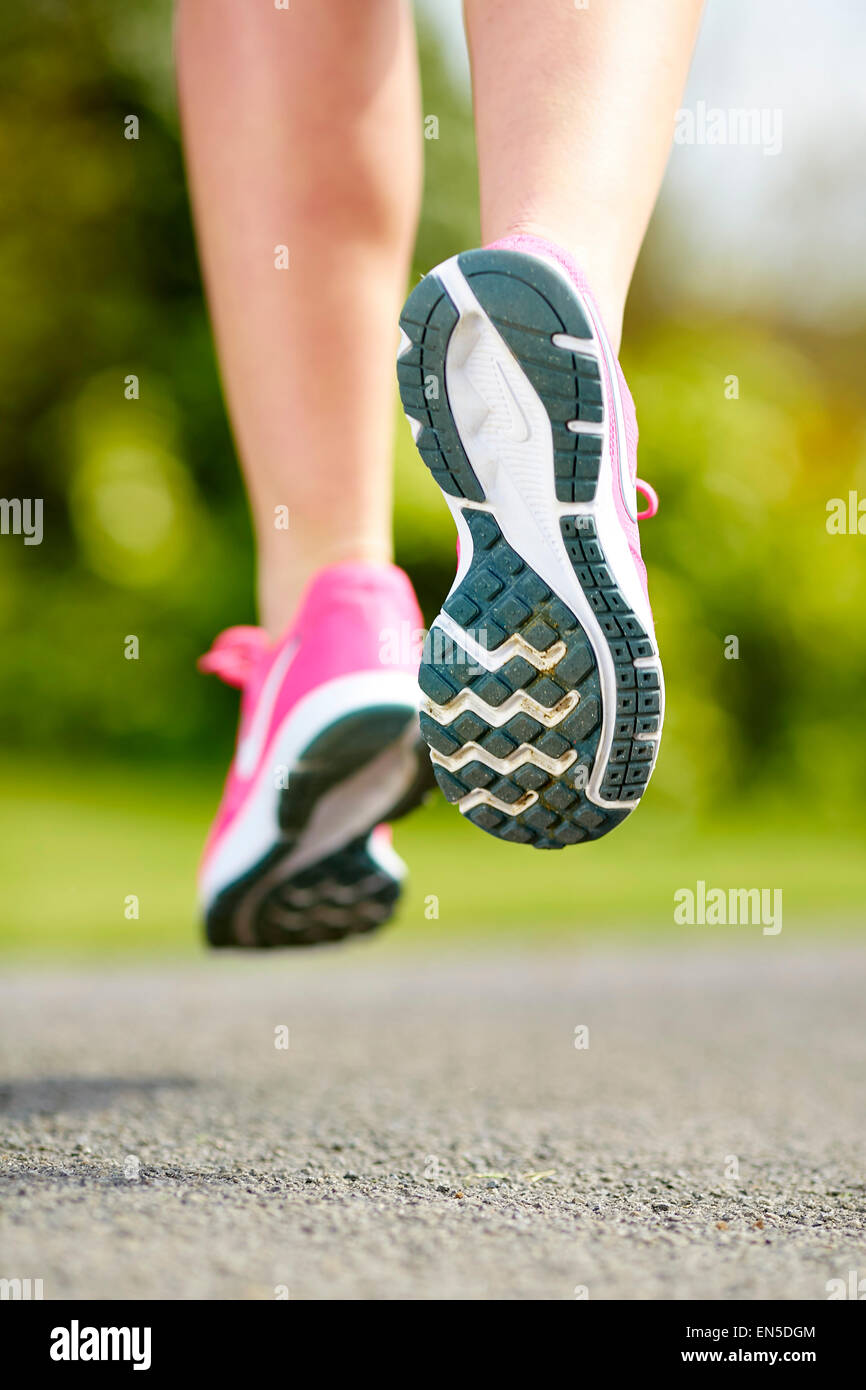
429, 253, 661, 811
199, 670, 421, 910
229, 729, 417, 946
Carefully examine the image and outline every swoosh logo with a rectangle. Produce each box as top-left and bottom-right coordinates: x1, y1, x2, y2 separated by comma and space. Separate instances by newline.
494, 361, 530, 443
236, 638, 300, 778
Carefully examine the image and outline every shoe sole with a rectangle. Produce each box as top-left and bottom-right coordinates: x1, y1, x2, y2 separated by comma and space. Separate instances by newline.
205, 702, 432, 948
397, 248, 663, 848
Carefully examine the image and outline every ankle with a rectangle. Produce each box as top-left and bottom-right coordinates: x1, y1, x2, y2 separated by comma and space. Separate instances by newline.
257, 537, 393, 638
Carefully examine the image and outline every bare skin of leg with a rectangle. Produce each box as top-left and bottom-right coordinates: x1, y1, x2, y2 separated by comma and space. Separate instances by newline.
464, 0, 704, 352
176, 0, 422, 634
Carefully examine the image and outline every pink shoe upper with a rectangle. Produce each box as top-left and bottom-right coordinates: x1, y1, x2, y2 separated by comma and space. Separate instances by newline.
199, 562, 424, 869
485, 233, 657, 612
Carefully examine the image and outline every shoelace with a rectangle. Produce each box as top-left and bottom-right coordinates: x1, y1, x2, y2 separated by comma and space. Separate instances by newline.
636, 479, 659, 521
198, 626, 270, 688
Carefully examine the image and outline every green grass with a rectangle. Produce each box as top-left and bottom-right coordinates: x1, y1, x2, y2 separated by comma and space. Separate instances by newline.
2, 758, 863, 956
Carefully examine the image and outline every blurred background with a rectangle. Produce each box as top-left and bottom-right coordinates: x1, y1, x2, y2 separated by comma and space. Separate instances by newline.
1, 0, 864, 954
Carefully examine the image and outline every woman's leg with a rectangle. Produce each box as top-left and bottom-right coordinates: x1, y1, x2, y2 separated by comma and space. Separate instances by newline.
176, 0, 422, 633
463, 0, 703, 350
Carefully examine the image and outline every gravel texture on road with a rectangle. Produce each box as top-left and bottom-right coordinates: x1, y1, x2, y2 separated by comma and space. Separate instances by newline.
2, 943, 865, 1300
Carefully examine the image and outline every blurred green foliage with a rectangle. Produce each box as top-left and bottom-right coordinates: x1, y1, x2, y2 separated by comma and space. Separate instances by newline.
1, 0, 865, 836
2, 756, 863, 955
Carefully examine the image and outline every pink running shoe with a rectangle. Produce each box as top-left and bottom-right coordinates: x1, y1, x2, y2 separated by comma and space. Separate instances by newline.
397, 234, 663, 848
198, 562, 432, 947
